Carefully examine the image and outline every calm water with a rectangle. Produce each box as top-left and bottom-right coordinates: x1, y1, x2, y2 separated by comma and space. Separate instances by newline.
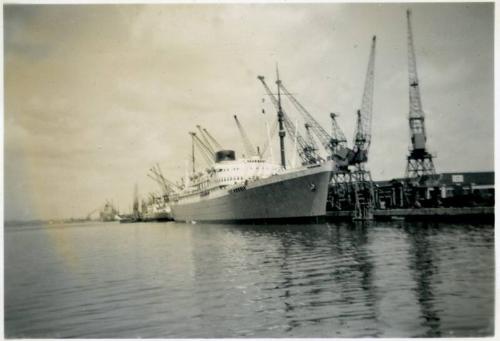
4, 220, 494, 338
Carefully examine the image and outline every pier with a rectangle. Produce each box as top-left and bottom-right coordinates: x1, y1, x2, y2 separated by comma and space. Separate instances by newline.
326, 170, 494, 222
327, 206, 494, 222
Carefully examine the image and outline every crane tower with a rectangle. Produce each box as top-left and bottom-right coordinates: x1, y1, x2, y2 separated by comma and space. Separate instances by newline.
353, 36, 376, 168
406, 9, 436, 179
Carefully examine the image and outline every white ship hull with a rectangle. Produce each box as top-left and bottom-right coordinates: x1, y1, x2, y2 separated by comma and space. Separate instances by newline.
170, 161, 334, 222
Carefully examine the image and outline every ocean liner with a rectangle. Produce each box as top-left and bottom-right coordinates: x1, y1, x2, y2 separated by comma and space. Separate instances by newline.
169, 152, 334, 222
167, 71, 335, 223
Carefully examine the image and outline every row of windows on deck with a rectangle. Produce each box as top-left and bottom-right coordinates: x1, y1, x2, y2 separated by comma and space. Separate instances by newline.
217, 176, 244, 182
216, 166, 270, 172
196, 176, 244, 189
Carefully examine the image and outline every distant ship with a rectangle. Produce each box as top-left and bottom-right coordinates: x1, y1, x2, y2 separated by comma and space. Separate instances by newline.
168, 151, 334, 223
118, 184, 143, 223
142, 195, 173, 221
99, 201, 118, 222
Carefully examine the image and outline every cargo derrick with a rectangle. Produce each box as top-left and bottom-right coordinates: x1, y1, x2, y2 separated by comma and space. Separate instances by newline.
282, 114, 319, 165
189, 132, 215, 167
304, 123, 324, 163
257, 75, 320, 166
148, 163, 180, 198
260, 119, 278, 158
196, 125, 216, 154
405, 10, 436, 181
202, 128, 223, 150
189, 131, 216, 184
187, 132, 208, 190
276, 79, 356, 172
148, 172, 171, 196
233, 115, 259, 158
278, 82, 352, 168
261, 69, 373, 219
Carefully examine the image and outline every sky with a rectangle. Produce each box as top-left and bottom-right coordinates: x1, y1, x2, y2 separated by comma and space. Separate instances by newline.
4, 3, 494, 221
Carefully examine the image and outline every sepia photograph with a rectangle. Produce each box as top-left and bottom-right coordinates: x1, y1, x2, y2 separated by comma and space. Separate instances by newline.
4, 2, 494, 338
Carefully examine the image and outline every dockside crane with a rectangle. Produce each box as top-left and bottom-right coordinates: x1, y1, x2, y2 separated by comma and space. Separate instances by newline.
352, 36, 376, 168
325, 36, 377, 220
257, 75, 321, 165
405, 9, 436, 179
282, 113, 320, 165
233, 115, 259, 157
339, 35, 378, 220
329, 113, 350, 167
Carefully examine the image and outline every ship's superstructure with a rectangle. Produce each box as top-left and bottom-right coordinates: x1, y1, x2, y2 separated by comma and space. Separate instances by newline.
181, 151, 282, 196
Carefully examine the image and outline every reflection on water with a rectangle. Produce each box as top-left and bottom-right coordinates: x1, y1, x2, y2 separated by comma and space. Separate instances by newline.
406, 224, 441, 336
4, 220, 494, 338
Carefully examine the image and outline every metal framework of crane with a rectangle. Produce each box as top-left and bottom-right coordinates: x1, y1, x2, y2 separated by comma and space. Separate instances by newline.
405, 9, 436, 179
352, 36, 376, 169
326, 36, 377, 220
329, 113, 350, 167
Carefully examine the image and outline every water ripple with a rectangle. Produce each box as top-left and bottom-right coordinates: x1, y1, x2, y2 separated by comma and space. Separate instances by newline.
4, 221, 494, 337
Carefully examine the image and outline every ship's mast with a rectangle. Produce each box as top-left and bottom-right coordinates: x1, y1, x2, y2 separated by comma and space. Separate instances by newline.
133, 183, 139, 218
276, 65, 286, 168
